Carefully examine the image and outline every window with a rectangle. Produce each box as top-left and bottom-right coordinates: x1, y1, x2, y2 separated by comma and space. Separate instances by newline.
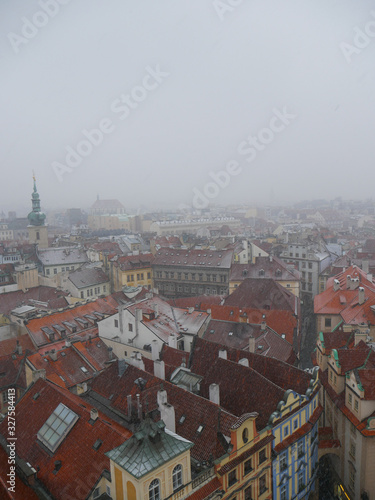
37, 403, 78, 452
228, 469, 237, 487
127, 275, 131, 282
36, 231, 40, 240
46, 268, 50, 275
242, 427, 249, 443
259, 448, 266, 464
147, 272, 151, 279
351, 423, 356, 436
297, 440, 304, 458
212, 275, 217, 282
259, 474, 267, 494
184, 273, 188, 280
220, 275, 226, 282
244, 486, 253, 500
284, 427, 289, 438
62, 267, 65, 272
281, 485, 287, 500
114, 319, 118, 328
137, 273, 140, 280
54, 268, 57, 274
141, 273, 144, 279
128, 323, 133, 332
172, 464, 183, 491
280, 452, 287, 471
80, 291, 84, 299
298, 471, 305, 492
244, 459, 252, 475
149, 479, 160, 500
349, 466, 355, 491
354, 399, 359, 412
93, 487, 100, 498
350, 441, 356, 459
308, 262, 312, 269
325, 318, 331, 328
2, 392, 7, 404
293, 419, 298, 430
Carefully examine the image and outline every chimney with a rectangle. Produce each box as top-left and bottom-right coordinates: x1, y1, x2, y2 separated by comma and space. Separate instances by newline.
136, 394, 142, 421
154, 360, 165, 380
135, 308, 142, 337
239, 358, 249, 367
65, 340, 71, 348
157, 389, 175, 433
127, 395, 132, 418
359, 286, 365, 305
16, 341, 22, 355
153, 303, 159, 318
346, 275, 351, 289
90, 408, 99, 421
218, 349, 227, 360
107, 347, 113, 360
350, 277, 360, 290
49, 349, 57, 361
363, 260, 370, 274
188, 307, 194, 314
261, 321, 266, 331
249, 336, 255, 353
151, 339, 159, 361
168, 334, 177, 349
209, 383, 220, 405
269, 255, 273, 262
333, 279, 340, 292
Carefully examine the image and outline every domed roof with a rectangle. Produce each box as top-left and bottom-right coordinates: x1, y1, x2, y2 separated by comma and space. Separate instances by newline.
27, 177, 46, 227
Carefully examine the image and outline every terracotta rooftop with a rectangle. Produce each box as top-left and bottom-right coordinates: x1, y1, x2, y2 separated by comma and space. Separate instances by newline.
112, 252, 154, 271
0, 378, 131, 500
0, 286, 69, 316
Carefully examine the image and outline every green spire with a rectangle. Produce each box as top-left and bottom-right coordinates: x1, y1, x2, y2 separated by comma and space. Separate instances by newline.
27, 174, 46, 227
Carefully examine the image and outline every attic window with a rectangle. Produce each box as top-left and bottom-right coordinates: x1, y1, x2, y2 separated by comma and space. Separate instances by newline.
93, 439, 103, 451
179, 415, 186, 424
37, 403, 78, 452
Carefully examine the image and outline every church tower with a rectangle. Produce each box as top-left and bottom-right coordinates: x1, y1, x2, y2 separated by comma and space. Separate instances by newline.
27, 175, 48, 248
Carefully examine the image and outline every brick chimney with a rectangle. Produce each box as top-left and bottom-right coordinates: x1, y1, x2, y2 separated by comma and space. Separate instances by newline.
249, 336, 255, 353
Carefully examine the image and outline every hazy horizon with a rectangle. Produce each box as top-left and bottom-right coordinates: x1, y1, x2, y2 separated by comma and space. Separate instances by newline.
1, 0, 375, 213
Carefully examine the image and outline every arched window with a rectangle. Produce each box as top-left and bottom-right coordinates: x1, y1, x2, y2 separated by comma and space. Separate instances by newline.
149, 479, 160, 500
172, 464, 183, 491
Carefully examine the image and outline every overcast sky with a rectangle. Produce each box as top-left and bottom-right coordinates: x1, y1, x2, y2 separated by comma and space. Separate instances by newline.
1, 0, 375, 214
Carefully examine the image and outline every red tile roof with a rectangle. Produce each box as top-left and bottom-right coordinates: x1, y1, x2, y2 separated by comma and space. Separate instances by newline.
0, 446, 39, 500
185, 477, 222, 500
0, 286, 69, 316
224, 278, 298, 314
0, 334, 35, 357
0, 378, 131, 500
230, 256, 300, 282
112, 252, 154, 271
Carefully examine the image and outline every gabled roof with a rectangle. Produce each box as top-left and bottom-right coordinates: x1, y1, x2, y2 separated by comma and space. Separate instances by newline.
26, 296, 118, 348
112, 253, 154, 271
38, 247, 88, 266
106, 419, 192, 479
68, 267, 110, 289
200, 304, 297, 343
0, 378, 131, 500
0, 334, 35, 356
230, 256, 300, 282
224, 278, 297, 313
203, 319, 296, 364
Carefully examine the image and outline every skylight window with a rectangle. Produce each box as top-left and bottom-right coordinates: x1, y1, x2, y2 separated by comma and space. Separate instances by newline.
37, 403, 78, 452
80, 366, 88, 373
197, 425, 204, 434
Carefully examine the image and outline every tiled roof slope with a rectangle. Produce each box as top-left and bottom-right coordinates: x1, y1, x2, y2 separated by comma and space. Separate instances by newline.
190, 338, 311, 396
224, 278, 297, 313
0, 378, 131, 500
153, 247, 233, 269
203, 319, 296, 364
68, 267, 109, 289
112, 253, 154, 271
0, 286, 69, 316
200, 304, 297, 342
230, 256, 300, 281
89, 362, 238, 462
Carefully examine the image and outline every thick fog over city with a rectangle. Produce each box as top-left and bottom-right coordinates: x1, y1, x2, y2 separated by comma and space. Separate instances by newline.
1, 0, 375, 213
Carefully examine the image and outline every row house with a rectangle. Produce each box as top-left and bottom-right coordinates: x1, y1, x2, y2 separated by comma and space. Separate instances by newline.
98, 295, 210, 358
316, 330, 375, 499
229, 255, 301, 297
280, 242, 332, 299
110, 253, 153, 292
61, 266, 111, 299
37, 246, 88, 276
152, 247, 234, 298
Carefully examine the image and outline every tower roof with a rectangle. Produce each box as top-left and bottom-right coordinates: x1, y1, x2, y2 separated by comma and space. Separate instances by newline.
28, 175, 46, 227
